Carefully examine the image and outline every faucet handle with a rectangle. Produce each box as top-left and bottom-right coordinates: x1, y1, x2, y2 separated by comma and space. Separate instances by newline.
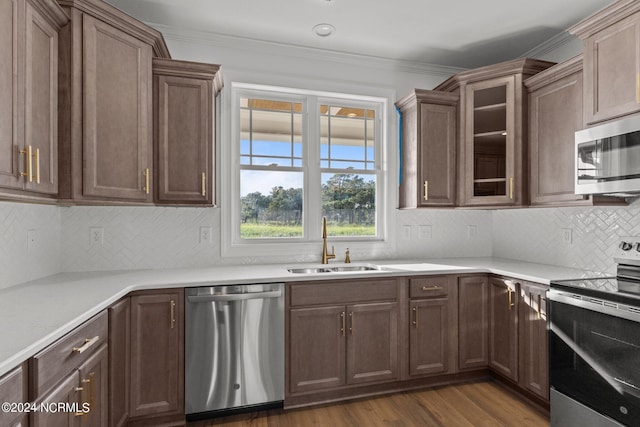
345, 248, 351, 263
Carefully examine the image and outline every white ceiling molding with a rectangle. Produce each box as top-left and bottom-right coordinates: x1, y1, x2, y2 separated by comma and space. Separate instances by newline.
518, 31, 579, 60
151, 22, 467, 79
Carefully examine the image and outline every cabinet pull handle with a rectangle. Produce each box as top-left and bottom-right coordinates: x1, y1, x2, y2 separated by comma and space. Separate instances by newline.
72, 336, 99, 354
82, 372, 95, 410
143, 168, 150, 194
507, 288, 515, 310
423, 180, 428, 201
20, 145, 33, 182
74, 385, 85, 416
537, 294, 542, 319
201, 172, 206, 197
412, 306, 418, 328
422, 285, 443, 291
170, 300, 176, 329
510, 177, 514, 199
349, 312, 353, 335
33, 148, 40, 184
340, 311, 345, 336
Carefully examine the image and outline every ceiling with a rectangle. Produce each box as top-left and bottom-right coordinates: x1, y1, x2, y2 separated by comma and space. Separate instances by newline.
105, 0, 614, 69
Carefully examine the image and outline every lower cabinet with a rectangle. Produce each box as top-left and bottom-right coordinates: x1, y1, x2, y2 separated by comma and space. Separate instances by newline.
458, 275, 489, 370
30, 311, 109, 427
0, 364, 28, 427
488, 276, 519, 381
519, 281, 549, 401
112, 289, 184, 426
408, 276, 458, 377
287, 279, 399, 396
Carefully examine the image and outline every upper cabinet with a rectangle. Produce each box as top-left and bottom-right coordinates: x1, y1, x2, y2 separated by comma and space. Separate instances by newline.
57, 0, 170, 204
569, 0, 640, 125
153, 58, 222, 206
396, 90, 458, 208
525, 56, 626, 207
435, 58, 554, 207
0, 0, 67, 199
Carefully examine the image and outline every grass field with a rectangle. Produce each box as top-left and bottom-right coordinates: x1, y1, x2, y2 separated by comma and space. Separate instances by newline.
240, 223, 375, 239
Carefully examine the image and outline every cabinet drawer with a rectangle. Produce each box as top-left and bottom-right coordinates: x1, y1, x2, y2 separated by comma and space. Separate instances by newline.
290, 279, 398, 307
0, 365, 27, 426
31, 311, 108, 397
410, 276, 450, 298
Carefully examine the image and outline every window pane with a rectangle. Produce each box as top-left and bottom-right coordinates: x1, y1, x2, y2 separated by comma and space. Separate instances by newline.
320, 104, 375, 169
321, 173, 375, 237
240, 170, 303, 239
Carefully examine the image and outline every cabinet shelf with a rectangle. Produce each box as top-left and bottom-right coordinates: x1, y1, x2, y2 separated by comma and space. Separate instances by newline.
474, 102, 507, 112
474, 178, 506, 184
474, 130, 507, 138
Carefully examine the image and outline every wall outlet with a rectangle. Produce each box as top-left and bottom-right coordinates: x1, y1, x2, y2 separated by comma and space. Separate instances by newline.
562, 228, 573, 245
419, 225, 432, 240
401, 225, 412, 240
90, 227, 104, 246
467, 225, 477, 239
27, 229, 37, 250
199, 226, 213, 244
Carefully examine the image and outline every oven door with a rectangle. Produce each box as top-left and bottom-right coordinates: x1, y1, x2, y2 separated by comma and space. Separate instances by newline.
549, 291, 640, 427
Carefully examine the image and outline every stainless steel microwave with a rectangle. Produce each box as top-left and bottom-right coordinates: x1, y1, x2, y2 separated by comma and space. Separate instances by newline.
576, 115, 640, 196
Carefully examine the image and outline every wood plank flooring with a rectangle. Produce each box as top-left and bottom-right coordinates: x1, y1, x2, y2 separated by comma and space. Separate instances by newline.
188, 380, 549, 427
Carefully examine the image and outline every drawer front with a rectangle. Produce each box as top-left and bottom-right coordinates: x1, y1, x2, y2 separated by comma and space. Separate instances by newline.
31, 311, 108, 397
410, 276, 450, 298
290, 278, 398, 307
0, 365, 27, 426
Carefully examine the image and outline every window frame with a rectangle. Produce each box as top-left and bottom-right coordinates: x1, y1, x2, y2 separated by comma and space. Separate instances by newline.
223, 82, 389, 258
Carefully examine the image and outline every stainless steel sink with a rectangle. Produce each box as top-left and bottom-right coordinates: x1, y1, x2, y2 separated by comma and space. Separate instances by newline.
287, 267, 333, 274
287, 264, 381, 274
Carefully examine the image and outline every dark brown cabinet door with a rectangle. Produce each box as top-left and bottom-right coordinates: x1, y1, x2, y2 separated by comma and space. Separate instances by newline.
527, 57, 585, 206
108, 297, 130, 427
463, 76, 518, 206
519, 282, 549, 401
31, 371, 82, 427
0, 0, 65, 195
488, 277, 519, 381
153, 59, 221, 205
81, 14, 153, 201
0, 0, 22, 191
129, 290, 184, 419
458, 275, 489, 370
289, 306, 346, 393
346, 302, 398, 385
577, 11, 640, 124
0, 364, 28, 427
409, 298, 449, 376
78, 344, 108, 427
396, 90, 458, 208
24, 0, 59, 195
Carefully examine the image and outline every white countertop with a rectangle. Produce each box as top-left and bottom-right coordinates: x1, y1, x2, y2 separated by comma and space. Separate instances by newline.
0, 257, 605, 378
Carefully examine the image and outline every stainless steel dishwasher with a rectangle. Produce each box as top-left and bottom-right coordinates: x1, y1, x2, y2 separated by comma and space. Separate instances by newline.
185, 283, 284, 419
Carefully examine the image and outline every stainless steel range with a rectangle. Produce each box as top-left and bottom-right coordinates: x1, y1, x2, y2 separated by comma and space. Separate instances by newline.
549, 237, 640, 427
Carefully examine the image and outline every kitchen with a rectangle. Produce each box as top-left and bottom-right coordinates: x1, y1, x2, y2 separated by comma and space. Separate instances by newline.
2, 0, 640, 425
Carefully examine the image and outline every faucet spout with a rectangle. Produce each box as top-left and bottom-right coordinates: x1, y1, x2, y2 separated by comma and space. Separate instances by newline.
321, 217, 336, 264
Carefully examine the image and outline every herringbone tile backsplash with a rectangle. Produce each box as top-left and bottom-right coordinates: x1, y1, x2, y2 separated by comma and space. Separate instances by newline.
3, 198, 640, 288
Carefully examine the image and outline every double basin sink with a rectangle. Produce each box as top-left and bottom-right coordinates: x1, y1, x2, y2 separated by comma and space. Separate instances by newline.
287, 264, 382, 274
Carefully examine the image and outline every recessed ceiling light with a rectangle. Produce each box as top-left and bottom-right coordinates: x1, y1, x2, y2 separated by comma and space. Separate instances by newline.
313, 23, 335, 37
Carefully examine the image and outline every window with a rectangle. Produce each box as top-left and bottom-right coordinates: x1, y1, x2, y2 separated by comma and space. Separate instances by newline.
234, 85, 385, 245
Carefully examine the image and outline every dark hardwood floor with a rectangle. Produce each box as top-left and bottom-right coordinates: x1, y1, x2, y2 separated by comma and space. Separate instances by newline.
188, 380, 549, 426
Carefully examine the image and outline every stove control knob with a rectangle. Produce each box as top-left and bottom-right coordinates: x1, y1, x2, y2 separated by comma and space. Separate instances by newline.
620, 241, 633, 251
635, 242, 640, 252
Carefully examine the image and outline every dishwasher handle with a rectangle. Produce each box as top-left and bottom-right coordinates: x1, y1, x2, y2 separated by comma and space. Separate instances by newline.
187, 290, 282, 303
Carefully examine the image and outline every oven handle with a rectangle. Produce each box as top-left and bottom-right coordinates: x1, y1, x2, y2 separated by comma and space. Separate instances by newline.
187, 290, 282, 303
548, 290, 640, 323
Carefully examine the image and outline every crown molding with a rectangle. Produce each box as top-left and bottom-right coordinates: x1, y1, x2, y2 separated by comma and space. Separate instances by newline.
149, 23, 466, 79
518, 31, 577, 59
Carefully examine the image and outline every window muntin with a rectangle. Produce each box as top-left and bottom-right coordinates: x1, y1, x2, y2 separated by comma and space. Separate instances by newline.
235, 89, 383, 242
